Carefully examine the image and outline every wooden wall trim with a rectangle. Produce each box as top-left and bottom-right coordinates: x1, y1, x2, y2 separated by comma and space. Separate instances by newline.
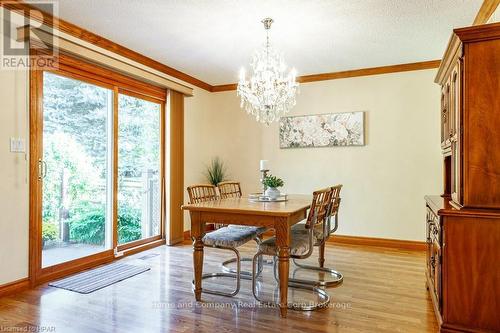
2, 0, 212, 91
0, 278, 30, 298
327, 235, 426, 251
29, 60, 42, 286
211, 60, 441, 92
211, 83, 238, 92
168, 90, 184, 245
473, 0, 500, 25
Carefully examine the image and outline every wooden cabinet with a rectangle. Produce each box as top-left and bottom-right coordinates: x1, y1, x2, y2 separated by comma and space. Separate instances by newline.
436, 23, 500, 210
427, 22, 500, 333
425, 196, 500, 333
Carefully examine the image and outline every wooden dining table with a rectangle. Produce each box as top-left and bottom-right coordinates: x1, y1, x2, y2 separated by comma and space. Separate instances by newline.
182, 194, 312, 317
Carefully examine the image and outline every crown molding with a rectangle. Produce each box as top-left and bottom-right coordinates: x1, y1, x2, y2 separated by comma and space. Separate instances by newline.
211, 83, 238, 92
211, 60, 441, 92
473, 0, 500, 25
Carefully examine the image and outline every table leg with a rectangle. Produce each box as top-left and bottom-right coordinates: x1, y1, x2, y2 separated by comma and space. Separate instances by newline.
190, 211, 205, 301
275, 217, 291, 317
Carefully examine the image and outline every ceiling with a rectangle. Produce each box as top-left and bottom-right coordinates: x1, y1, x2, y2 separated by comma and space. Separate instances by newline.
37, 0, 482, 85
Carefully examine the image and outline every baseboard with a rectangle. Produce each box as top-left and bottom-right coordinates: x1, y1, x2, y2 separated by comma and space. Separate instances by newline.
0, 278, 30, 298
167, 236, 184, 245
328, 234, 426, 251
183, 229, 425, 251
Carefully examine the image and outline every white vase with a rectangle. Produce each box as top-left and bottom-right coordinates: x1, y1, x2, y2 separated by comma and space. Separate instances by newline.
265, 187, 280, 199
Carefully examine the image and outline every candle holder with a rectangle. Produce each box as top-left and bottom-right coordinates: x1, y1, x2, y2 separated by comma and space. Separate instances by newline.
260, 169, 269, 194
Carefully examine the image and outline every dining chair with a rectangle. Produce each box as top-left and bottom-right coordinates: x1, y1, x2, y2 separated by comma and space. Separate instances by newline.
187, 184, 223, 229
251, 187, 334, 310
290, 185, 343, 287
187, 184, 218, 204
186, 184, 263, 297
217, 181, 267, 276
217, 181, 242, 198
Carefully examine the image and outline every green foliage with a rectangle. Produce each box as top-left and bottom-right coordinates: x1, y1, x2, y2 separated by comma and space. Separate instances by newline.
41, 72, 159, 246
205, 157, 227, 186
69, 203, 142, 245
42, 223, 58, 242
118, 94, 160, 178
263, 175, 284, 188
117, 206, 142, 244
69, 203, 106, 245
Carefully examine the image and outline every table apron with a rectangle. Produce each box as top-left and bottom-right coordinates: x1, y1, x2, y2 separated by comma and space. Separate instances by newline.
197, 212, 275, 227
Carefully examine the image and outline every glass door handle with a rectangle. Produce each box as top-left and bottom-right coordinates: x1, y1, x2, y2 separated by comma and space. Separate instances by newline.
38, 159, 47, 180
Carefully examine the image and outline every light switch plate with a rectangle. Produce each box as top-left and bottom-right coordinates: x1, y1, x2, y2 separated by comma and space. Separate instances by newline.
10, 137, 26, 153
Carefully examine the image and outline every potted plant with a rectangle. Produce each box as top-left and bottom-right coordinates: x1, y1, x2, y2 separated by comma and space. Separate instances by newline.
204, 157, 227, 186
263, 175, 284, 199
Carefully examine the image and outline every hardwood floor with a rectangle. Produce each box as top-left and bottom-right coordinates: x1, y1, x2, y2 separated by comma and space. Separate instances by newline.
0, 243, 438, 333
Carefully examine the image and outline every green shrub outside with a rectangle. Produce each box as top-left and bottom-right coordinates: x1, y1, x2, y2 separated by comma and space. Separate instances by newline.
42, 223, 58, 242
69, 202, 142, 245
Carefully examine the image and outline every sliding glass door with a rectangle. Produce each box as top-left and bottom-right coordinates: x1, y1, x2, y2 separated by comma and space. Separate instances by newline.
33, 54, 166, 279
41, 72, 113, 268
117, 94, 162, 246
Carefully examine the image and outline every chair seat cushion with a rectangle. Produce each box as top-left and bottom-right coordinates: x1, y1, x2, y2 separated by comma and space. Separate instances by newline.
202, 226, 257, 248
259, 230, 311, 256
291, 223, 324, 241
228, 224, 268, 235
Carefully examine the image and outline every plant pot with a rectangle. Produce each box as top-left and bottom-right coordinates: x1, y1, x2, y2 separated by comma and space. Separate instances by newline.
264, 187, 281, 199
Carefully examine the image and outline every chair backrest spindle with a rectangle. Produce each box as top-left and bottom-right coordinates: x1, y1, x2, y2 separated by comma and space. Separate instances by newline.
328, 185, 342, 218
305, 187, 333, 229
218, 181, 242, 199
187, 184, 218, 204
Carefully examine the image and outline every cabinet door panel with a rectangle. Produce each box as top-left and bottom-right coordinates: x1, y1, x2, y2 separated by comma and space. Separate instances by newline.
441, 82, 451, 149
463, 39, 500, 208
432, 239, 442, 311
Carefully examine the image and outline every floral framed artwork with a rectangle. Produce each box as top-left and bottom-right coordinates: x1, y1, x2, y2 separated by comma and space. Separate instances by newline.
279, 111, 365, 148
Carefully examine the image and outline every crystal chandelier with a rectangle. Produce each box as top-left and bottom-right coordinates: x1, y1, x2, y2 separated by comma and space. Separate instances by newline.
237, 18, 299, 125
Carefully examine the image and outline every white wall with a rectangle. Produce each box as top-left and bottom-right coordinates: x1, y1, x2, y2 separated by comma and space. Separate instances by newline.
0, 69, 29, 285
210, 69, 442, 241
